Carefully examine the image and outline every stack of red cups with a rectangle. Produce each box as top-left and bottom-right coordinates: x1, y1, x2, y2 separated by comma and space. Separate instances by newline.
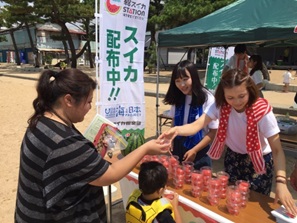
168, 155, 179, 178
235, 180, 250, 208
200, 166, 212, 192
226, 185, 243, 216
191, 170, 203, 198
172, 164, 185, 189
216, 171, 230, 199
182, 161, 194, 184
207, 177, 222, 206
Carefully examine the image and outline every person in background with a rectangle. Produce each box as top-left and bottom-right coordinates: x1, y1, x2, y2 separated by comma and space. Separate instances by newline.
283, 47, 290, 64
222, 44, 249, 74
283, 68, 295, 93
159, 69, 297, 216
125, 161, 182, 223
248, 55, 264, 98
14, 68, 170, 223
163, 60, 218, 169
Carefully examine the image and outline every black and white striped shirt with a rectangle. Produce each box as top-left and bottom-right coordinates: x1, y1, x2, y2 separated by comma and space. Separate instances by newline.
15, 117, 109, 223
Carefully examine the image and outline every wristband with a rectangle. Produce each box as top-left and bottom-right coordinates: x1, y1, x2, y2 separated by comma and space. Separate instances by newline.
275, 175, 287, 180
276, 179, 286, 184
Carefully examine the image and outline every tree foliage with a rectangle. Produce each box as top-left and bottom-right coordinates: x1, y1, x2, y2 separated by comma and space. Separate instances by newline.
0, 0, 236, 68
1, 0, 95, 68
154, 0, 236, 30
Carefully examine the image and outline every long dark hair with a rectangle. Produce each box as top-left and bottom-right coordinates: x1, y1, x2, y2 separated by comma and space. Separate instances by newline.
249, 55, 263, 76
163, 60, 207, 107
215, 69, 258, 108
28, 68, 96, 129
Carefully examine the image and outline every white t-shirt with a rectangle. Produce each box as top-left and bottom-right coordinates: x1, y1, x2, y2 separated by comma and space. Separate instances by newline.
226, 55, 246, 70
283, 71, 294, 84
251, 70, 263, 89
205, 103, 280, 155
169, 90, 218, 137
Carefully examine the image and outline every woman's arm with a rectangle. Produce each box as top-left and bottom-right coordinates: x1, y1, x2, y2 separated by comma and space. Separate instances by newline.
268, 134, 297, 216
89, 139, 170, 186
160, 113, 213, 143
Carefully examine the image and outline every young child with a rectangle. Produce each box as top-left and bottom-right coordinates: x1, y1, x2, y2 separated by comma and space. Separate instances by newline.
163, 60, 218, 170
159, 69, 297, 216
283, 68, 295, 92
125, 161, 182, 223
248, 55, 264, 98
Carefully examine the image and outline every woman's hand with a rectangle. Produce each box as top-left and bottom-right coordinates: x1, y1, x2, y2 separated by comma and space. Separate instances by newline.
144, 139, 171, 155
158, 127, 178, 145
183, 149, 196, 162
274, 183, 297, 217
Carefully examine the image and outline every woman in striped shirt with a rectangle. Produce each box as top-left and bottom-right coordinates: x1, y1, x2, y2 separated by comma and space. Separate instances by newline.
15, 68, 170, 223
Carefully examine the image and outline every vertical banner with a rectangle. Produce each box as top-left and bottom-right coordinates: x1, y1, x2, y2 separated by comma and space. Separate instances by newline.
99, 0, 149, 136
204, 47, 234, 93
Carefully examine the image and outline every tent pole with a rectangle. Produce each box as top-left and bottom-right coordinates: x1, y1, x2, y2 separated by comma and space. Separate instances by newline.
156, 45, 160, 137
223, 45, 227, 66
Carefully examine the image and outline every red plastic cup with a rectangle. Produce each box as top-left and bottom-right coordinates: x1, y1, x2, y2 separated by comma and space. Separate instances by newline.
216, 171, 230, 198
163, 189, 175, 200
227, 185, 242, 205
235, 180, 250, 193
216, 171, 230, 185
226, 200, 241, 216
200, 166, 212, 177
191, 170, 203, 189
182, 161, 194, 184
151, 155, 160, 162
173, 179, 184, 189
208, 177, 222, 191
207, 193, 220, 206
141, 155, 151, 164
200, 166, 212, 191
191, 188, 202, 198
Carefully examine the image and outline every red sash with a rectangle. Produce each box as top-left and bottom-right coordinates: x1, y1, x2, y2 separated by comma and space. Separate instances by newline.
207, 98, 272, 174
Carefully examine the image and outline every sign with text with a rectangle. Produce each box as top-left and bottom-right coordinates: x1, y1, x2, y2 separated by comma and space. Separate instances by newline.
99, 0, 149, 135
204, 47, 234, 93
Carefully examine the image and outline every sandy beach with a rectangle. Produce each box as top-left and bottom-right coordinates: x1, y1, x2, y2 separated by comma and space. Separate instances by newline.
0, 67, 297, 222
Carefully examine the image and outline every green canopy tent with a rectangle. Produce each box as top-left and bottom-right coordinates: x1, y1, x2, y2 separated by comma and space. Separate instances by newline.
154, 0, 297, 136
158, 0, 297, 48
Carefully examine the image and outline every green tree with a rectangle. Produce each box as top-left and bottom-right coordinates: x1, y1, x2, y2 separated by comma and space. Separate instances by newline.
31, 0, 95, 68
145, 0, 235, 66
155, 0, 236, 30
2, 0, 42, 66
1, 0, 95, 68
146, 42, 157, 74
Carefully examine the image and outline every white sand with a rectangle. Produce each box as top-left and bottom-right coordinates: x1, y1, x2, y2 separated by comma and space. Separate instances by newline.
0, 68, 296, 222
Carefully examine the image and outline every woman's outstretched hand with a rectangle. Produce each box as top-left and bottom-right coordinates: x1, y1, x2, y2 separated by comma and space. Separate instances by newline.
158, 127, 178, 146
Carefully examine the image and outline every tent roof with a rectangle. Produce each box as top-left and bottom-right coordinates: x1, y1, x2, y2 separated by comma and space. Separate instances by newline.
158, 0, 297, 48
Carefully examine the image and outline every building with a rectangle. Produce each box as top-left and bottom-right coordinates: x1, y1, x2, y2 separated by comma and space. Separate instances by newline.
0, 23, 90, 66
